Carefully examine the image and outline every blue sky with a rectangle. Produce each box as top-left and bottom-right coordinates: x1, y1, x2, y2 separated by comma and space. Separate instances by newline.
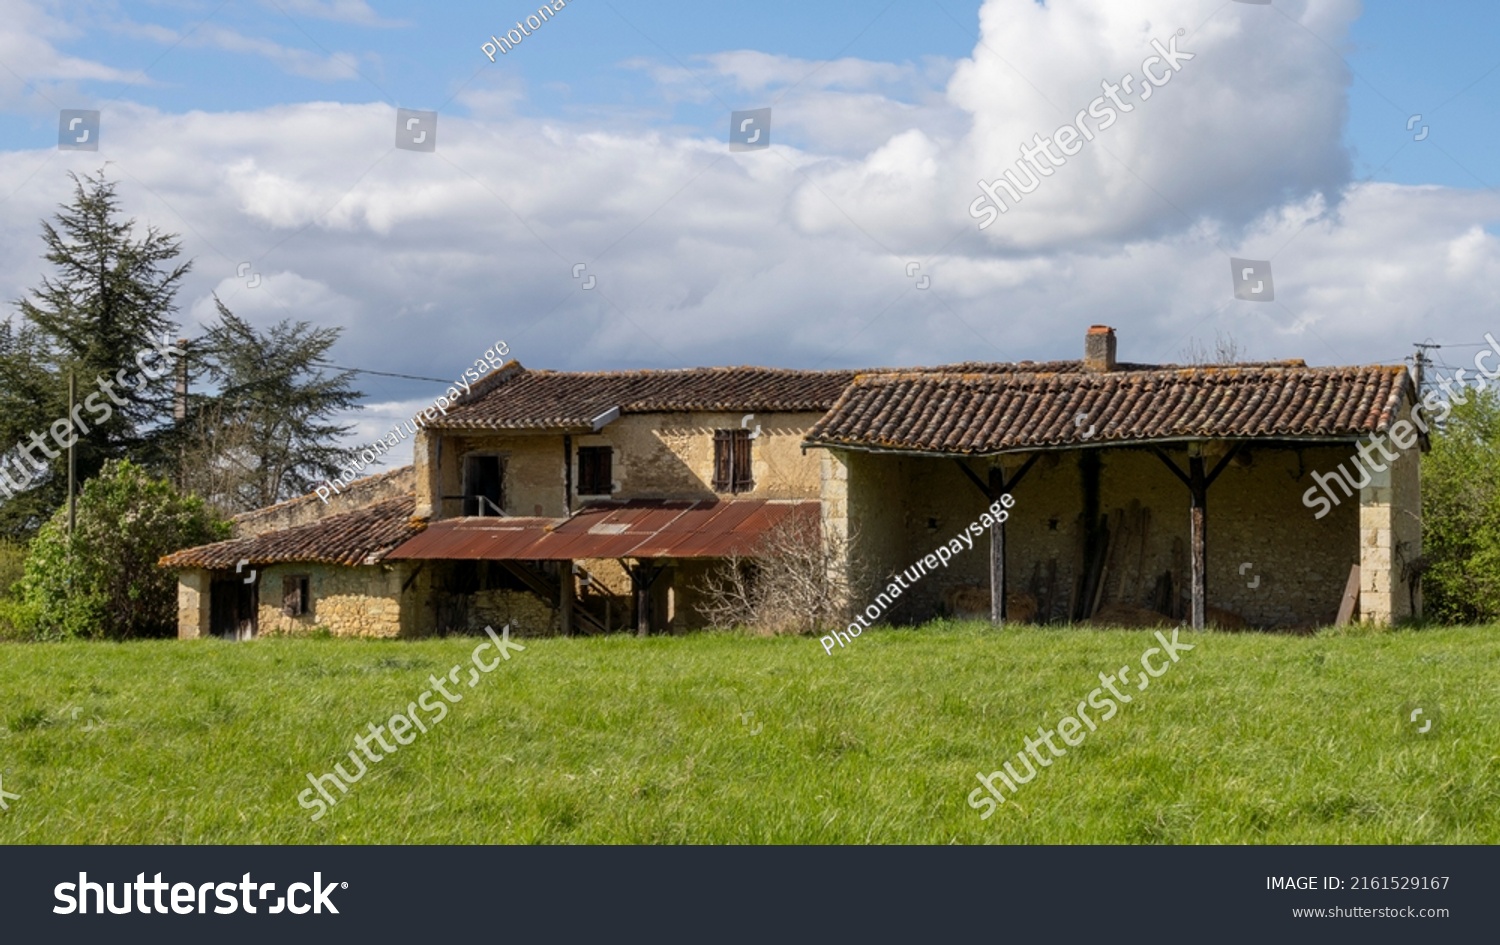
5, 1, 1495, 186
2, 0, 1498, 461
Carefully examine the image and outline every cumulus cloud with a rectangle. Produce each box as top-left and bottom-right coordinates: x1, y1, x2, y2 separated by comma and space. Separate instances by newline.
1, 0, 1498, 445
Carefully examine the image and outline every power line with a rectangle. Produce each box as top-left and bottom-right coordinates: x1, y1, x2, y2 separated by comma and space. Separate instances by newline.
310, 359, 450, 384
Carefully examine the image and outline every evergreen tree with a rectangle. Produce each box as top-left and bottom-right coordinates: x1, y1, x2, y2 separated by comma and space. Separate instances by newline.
15, 169, 190, 481
0, 321, 66, 537
182, 297, 362, 512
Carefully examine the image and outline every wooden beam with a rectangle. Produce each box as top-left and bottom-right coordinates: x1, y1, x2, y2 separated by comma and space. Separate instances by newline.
1151, 447, 1191, 488
1006, 452, 1041, 491
1205, 443, 1242, 487
953, 459, 993, 499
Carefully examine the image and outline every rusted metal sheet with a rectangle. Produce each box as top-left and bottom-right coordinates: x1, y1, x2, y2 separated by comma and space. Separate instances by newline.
386, 500, 819, 561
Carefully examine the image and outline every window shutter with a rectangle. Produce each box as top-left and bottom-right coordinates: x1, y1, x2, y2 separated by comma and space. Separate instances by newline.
713, 430, 732, 491
578, 446, 613, 495
731, 429, 753, 493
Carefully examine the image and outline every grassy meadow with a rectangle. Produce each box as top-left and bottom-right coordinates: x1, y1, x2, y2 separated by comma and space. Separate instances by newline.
0, 622, 1495, 844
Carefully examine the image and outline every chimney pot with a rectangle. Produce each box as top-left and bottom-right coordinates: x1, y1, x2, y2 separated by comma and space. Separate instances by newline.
1084, 325, 1117, 372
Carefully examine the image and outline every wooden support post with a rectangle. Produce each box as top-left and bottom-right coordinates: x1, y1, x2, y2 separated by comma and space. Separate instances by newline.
989, 467, 1006, 625
1189, 452, 1207, 631
634, 566, 649, 637
563, 434, 573, 516
952, 454, 1038, 628
632, 564, 661, 637
560, 560, 574, 637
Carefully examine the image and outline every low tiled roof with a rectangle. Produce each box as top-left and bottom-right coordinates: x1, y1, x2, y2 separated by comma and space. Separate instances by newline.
159, 495, 423, 570
805, 365, 1415, 455
434, 364, 862, 430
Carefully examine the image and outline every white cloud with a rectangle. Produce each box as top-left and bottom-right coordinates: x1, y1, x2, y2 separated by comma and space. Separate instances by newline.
1, 0, 1498, 450
0, 0, 145, 111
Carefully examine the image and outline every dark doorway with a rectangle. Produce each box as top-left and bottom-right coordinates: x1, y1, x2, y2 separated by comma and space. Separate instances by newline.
464, 454, 504, 516
210, 576, 258, 640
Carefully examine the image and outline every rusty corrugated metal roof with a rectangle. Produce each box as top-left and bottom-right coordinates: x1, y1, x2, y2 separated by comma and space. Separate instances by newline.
385, 499, 818, 561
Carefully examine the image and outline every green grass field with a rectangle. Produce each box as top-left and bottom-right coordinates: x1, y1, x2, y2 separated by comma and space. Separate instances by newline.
0, 623, 1495, 844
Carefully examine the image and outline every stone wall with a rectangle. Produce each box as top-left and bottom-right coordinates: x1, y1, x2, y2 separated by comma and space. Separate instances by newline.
233, 466, 414, 537
254, 561, 416, 638
423, 411, 825, 521
1357, 401, 1424, 624
176, 569, 212, 639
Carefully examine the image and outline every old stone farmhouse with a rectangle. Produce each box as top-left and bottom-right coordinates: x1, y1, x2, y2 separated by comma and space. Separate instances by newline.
160, 326, 1423, 639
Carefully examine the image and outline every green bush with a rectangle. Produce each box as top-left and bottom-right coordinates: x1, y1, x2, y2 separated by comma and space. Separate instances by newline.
17, 460, 230, 640
0, 541, 30, 639
1421, 388, 1500, 622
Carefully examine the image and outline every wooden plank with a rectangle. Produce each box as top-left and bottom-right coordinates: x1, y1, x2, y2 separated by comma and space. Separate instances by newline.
1135, 506, 1151, 599
1089, 512, 1118, 618
1336, 564, 1361, 626
1069, 512, 1087, 621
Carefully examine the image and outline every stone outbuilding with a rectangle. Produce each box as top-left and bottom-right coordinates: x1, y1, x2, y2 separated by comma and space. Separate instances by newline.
807, 326, 1422, 630
161, 327, 1424, 638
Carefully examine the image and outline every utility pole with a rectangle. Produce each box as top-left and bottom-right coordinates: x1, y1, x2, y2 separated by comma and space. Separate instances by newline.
1412, 342, 1439, 399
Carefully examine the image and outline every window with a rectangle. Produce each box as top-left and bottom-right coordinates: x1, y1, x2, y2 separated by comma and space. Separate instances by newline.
712, 429, 754, 494
577, 446, 613, 495
282, 575, 310, 617
464, 454, 504, 516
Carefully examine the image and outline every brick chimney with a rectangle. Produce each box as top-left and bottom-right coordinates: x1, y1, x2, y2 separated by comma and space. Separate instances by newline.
1084, 325, 1117, 372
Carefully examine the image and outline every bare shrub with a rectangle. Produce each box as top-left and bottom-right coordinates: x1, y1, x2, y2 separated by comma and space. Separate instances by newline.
695, 512, 872, 636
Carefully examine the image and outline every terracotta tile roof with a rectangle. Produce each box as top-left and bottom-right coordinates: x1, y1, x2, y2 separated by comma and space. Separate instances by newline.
434, 360, 1104, 431
805, 364, 1415, 455
434, 363, 862, 430
159, 495, 424, 570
